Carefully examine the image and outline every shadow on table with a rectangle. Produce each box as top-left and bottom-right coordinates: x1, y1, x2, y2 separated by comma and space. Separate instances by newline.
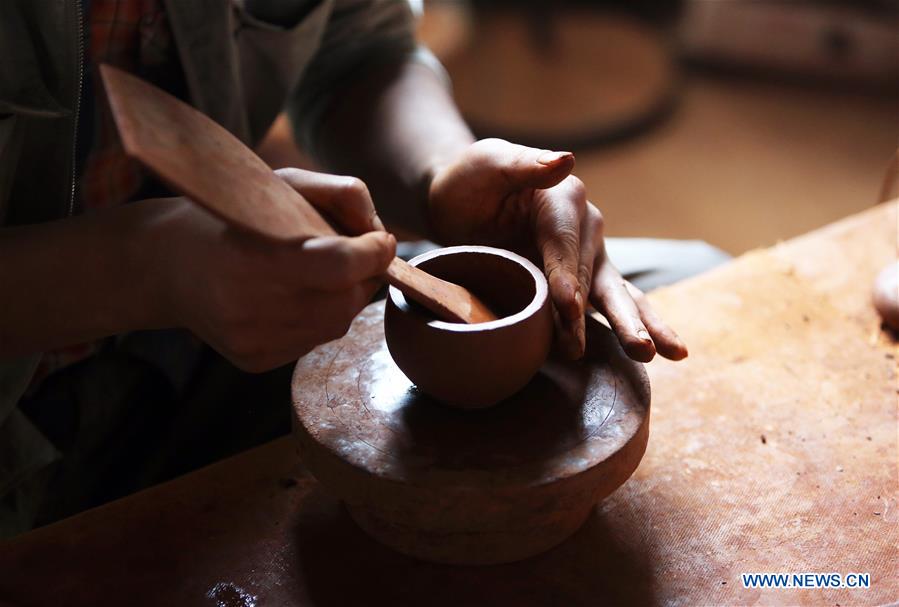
292, 487, 657, 607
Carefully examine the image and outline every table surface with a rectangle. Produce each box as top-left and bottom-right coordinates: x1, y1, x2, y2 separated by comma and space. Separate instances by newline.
1, 203, 896, 607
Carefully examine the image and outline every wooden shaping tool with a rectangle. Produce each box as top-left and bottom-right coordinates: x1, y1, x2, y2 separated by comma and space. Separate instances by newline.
99, 64, 496, 324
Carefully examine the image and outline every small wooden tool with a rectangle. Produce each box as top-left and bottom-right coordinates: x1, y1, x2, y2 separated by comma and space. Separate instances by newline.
100, 64, 496, 324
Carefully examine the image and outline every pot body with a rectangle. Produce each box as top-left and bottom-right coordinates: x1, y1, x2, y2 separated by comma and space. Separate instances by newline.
384, 246, 553, 408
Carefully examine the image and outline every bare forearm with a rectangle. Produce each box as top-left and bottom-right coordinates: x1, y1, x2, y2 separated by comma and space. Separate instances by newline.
314, 59, 475, 237
0, 202, 168, 358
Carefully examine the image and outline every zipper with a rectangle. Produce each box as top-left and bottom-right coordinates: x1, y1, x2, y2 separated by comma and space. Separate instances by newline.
68, 0, 85, 217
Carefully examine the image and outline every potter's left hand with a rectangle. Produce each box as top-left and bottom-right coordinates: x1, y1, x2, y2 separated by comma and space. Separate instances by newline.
428, 138, 687, 362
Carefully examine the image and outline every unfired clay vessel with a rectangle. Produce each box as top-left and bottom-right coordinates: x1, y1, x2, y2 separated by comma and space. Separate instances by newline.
384, 246, 554, 408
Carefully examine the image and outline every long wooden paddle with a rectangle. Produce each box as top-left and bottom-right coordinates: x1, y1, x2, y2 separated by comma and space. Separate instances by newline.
99, 64, 496, 324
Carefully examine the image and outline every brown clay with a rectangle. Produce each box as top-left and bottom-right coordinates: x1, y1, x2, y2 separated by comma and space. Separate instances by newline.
384, 246, 553, 408
873, 261, 899, 330
292, 300, 650, 565
99, 64, 496, 325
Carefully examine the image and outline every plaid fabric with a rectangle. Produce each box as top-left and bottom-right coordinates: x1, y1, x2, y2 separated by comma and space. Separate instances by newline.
80, 0, 178, 211
30, 0, 182, 388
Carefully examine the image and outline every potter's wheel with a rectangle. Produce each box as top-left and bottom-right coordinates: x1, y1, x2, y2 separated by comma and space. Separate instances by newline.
292, 302, 650, 564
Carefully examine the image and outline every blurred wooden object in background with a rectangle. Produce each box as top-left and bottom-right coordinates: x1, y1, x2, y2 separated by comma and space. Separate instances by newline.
680, 0, 899, 91
437, 7, 679, 149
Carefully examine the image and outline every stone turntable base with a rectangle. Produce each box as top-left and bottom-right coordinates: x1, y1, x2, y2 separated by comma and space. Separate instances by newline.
292, 302, 650, 565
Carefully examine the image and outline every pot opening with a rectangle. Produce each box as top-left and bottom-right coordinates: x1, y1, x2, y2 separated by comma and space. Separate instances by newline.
413, 250, 538, 320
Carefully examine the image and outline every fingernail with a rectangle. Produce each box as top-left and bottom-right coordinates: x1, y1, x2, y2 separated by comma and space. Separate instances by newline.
637, 328, 652, 342
537, 151, 573, 166
372, 213, 386, 231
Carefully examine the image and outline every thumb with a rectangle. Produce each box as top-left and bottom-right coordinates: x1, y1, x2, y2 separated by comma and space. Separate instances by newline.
500, 147, 575, 190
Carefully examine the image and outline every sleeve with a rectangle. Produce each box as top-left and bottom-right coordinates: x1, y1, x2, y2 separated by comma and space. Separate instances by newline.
287, 0, 450, 156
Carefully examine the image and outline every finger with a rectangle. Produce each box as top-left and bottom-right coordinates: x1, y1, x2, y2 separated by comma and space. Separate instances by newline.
275, 168, 384, 235
624, 281, 688, 360
533, 179, 589, 359
534, 178, 587, 319
557, 205, 603, 359
555, 203, 602, 359
548, 302, 579, 360
296, 232, 396, 290
591, 263, 656, 363
472, 138, 575, 190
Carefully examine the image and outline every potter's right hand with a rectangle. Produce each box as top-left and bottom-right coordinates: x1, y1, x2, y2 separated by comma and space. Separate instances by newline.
146, 196, 395, 372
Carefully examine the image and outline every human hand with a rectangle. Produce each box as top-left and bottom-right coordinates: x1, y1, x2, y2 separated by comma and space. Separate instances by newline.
427, 138, 687, 362
147, 169, 394, 371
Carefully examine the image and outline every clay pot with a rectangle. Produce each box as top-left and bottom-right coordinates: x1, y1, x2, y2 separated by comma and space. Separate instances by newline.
384, 246, 553, 408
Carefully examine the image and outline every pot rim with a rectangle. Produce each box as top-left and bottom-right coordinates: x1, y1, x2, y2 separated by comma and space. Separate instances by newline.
387, 245, 548, 333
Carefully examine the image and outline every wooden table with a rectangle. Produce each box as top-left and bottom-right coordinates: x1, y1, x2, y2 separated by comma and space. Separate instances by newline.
1, 203, 896, 606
